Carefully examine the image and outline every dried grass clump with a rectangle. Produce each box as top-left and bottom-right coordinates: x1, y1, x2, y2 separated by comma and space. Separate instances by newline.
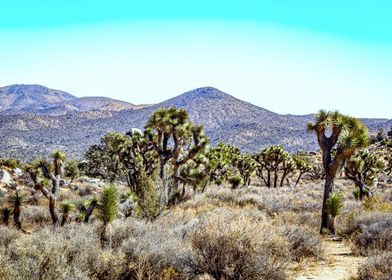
357, 252, 392, 280
0, 225, 125, 280
186, 215, 289, 280
279, 224, 324, 262
23, 205, 52, 225
0, 225, 21, 247
350, 213, 392, 255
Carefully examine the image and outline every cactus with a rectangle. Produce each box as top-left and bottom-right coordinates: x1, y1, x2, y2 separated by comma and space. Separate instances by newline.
307, 110, 368, 234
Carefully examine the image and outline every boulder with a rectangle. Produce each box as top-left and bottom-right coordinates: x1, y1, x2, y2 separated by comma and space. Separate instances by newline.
0, 169, 11, 184
12, 168, 23, 176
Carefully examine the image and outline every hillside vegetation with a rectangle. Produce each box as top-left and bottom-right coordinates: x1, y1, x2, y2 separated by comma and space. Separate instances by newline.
0, 107, 391, 280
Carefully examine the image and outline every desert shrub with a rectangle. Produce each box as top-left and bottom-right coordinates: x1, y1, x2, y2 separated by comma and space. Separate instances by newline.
228, 175, 243, 189
0, 225, 126, 280
122, 221, 190, 274
79, 185, 95, 197
23, 205, 52, 225
1, 158, 19, 169
186, 216, 289, 280
0, 226, 21, 247
110, 218, 141, 249
351, 213, 392, 255
357, 252, 392, 280
280, 224, 323, 261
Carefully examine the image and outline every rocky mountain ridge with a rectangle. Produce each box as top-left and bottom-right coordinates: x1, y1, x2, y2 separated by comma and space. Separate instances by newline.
0, 84, 142, 116
0, 85, 390, 160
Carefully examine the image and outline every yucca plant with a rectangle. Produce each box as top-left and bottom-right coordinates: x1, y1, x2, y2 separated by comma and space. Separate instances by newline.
60, 200, 75, 226
9, 191, 25, 230
97, 185, 118, 248
1, 207, 12, 225
326, 192, 344, 235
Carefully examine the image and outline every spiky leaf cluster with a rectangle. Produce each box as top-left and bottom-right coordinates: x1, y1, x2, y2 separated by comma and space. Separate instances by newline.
326, 192, 344, 218
97, 185, 118, 226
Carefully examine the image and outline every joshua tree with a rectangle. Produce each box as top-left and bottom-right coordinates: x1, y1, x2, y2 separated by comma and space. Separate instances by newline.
326, 192, 344, 235
9, 191, 24, 230
25, 150, 67, 226
279, 154, 296, 187
60, 200, 75, 226
97, 185, 118, 247
65, 160, 80, 182
307, 110, 368, 234
293, 155, 312, 187
145, 107, 208, 203
254, 146, 292, 188
234, 154, 257, 186
345, 151, 384, 200
206, 143, 240, 187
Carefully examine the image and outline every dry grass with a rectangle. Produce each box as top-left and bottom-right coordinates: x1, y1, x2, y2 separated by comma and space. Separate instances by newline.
0, 175, 390, 279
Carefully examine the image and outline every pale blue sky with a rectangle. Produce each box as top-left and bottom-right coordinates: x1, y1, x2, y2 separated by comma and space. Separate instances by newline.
0, 1, 391, 118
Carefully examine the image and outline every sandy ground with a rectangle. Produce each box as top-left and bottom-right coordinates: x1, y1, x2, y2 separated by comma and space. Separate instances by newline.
293, 240, 365, 280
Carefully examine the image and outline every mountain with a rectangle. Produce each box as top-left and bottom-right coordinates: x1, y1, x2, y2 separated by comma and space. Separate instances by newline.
0, 86, 389, 160
0, 84, 142, 116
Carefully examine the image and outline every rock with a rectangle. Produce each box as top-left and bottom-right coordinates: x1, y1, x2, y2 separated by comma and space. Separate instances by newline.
0, 188, 8, 197
12, 168, 23, 176
88, 178, 100, 184
119, 200, 135, 217
0, 169, 11, 184
60, 179, 69, 187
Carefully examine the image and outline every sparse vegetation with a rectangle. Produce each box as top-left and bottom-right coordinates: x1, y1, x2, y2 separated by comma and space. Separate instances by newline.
0, 107, 390, 279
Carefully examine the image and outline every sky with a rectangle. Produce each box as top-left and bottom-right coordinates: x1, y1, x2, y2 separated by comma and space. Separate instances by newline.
0, 1, 391, 118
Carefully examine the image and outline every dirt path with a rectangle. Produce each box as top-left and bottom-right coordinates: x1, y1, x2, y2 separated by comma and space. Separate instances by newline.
293, 240, 365, 280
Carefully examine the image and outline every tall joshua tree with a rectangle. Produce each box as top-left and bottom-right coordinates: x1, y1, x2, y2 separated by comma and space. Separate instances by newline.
145, 107, 208, 203
307, 110, 368, 234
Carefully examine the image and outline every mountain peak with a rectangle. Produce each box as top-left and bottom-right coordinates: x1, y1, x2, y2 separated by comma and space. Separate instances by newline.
180, 86, 229, 100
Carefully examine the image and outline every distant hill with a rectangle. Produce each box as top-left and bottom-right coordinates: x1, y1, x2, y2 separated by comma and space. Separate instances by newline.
0, 86, 390, 160
0, 84, 143, 116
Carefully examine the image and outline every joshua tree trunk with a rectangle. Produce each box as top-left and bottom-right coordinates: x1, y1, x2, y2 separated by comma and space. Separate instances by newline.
358, 181, 370, 201
100, 224, 108, 247
61, 213, 69, 227
84, 200, 97, 223
295, 172, 304, 187
273, 170, 278, 188
329, 216, 336, 235
13, 206, 22, 230
320, 173, 334, 234
279, 171, 289, 187
49, 197, 59, 225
